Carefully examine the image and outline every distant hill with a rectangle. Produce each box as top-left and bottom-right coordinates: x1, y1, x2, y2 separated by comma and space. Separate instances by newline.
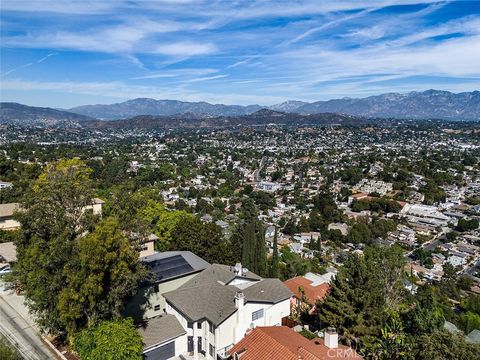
68, 98, 263, 120
268, 100, 308, 112
295, 90, 480, 120
86, 111, 368, 129
0, 102, 94, 125
67, 90, 480, 121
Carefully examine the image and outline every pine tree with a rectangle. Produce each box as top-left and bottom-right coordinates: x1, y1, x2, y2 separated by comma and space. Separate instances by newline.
242, 221, 256, 270
255, 222, 267, 277
269, 226, 279, 278
318, 269, 357, 333
235, 198, 268, 276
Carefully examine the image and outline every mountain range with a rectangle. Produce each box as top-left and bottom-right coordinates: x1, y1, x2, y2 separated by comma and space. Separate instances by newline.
0, 102, 93, 126
295, 90, 480, 120
1, 90, 479, 125
68, 98, 263, 120
66, 90, 479, 120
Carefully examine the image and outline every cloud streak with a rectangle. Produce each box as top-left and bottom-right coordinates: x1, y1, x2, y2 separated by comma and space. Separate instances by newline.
2, 52, 58, 77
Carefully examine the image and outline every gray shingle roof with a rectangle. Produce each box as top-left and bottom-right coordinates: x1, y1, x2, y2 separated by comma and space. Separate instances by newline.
164, 280, 238, 326
243, 278, 293, 303
138, 314, 186, 350
164, 264, 292, 326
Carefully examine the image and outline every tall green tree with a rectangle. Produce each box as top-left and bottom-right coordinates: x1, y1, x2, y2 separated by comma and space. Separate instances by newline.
254, 222, 267, 277
170, 216, 233, 264
139, 199, 192, 251
58, 217, 147, 333
232, 198, 267, 276
15, 159, 96, 334
319, 245, 406, 337
269, 227, 279, 278
241, 222, 256, 269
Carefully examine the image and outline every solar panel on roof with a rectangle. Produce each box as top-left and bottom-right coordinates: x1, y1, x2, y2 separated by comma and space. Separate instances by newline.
148, 254, 194, 282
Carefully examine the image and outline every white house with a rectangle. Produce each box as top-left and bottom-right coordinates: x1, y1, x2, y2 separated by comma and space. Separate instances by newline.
447, 255, 466, 267
255, 181, 281, 193
125, 251, 209, 321
162, 263, 292, 360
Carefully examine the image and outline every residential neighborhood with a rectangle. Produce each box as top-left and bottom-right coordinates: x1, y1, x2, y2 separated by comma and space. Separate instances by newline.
1, 119, 479, 360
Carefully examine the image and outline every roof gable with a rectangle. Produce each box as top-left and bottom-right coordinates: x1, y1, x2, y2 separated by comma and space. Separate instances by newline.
164, 264, 291, 326
229, 326, 361, 360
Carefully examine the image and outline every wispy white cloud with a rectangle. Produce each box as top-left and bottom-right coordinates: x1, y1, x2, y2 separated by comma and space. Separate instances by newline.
2, 52, 57, 77
2, 17, 215, 58
1, 0, 479, 106
285, 7, 378, 45
131, 68, 218, 80
152, 42, 217, 56
182, 74, 228, 83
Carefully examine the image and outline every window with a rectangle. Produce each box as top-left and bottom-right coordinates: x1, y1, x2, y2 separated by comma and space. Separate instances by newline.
187, 322, 193, 329
187, 336, 194, 352
252, 309, 264, 321
209, 322, 215, 334
209, 344, 215, 357
197, 322, 202, 329
154, 305, 160, 311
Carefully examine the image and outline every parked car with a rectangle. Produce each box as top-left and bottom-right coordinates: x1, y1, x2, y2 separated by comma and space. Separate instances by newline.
0, 264, 11, 275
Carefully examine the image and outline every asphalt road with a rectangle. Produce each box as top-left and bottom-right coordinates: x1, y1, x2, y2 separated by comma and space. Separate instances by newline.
0, 296, 55, 360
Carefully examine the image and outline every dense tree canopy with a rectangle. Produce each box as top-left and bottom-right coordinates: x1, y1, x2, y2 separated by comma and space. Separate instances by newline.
319, 245, 406, 337
58, 217, 146, 333
14, 160, 145, 336
15, 159, 96, 334
74, 318, 143, 360
170, 216, 233, 264
231, 198, 267, 276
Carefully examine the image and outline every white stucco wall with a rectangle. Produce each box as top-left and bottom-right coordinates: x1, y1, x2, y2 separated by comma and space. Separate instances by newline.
215, 299, 290, 358
165, 297, 291, 359
139, 241, 155, 258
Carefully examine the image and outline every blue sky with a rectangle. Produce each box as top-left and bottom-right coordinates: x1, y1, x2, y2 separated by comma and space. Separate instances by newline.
1, 0, 480, 108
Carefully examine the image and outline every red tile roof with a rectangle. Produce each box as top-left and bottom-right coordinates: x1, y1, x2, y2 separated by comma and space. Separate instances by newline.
228, 326, 361, 360
283, 277, 330, 305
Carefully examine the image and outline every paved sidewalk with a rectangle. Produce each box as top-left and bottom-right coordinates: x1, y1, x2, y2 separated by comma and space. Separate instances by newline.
0, 288, 56, 360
